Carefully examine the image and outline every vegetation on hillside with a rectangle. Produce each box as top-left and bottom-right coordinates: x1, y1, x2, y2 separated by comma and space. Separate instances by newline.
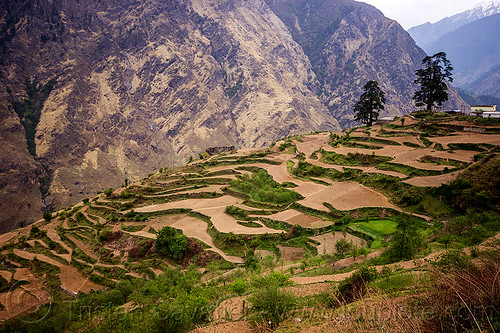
0, 111, 499, 332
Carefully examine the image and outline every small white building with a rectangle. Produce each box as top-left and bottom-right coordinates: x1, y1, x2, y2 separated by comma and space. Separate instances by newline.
471, 105, 497, 116
482, 111, 500, 119
375, 116, 395, 124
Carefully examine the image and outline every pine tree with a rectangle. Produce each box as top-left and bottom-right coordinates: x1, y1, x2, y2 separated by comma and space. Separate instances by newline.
413, 52, 453, 110
353, 80, 386, 126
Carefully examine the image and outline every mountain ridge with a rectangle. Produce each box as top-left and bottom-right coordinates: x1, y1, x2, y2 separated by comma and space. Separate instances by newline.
408, 0, 500, 49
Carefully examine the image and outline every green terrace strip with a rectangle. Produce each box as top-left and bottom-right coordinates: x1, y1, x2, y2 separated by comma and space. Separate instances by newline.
348, 136, 401, 146
200, 157, 281, 167
228, 169, 303, 205
447, 142, 495, 151
320, 150, 393, 166
343, 141, 384, 149
348, 219, 398, 240
150, 185, 209, 196
417, 155, 469, 168
376, 162, 457, 177
378, 129, 419, 137
236, 221, 263, 228
403, 141, 423, 148
419, 135, 432, 147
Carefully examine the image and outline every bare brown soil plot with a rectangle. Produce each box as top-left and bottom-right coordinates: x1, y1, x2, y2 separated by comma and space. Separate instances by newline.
299, 182, 397, 211
212, 295, 247, 322
59, 265, 102, 294
278, 246, 306, 262
200, 206, 282, 235
311, 232, 366, 255
267, 210, 331, 228
0, 271, 12, 283
432, 132, 500, 148
295, 133, 330, 157
404, 171, 461, 187
0, 268, 51, 321
392, 149, 452, 170
134, 195, 242, 213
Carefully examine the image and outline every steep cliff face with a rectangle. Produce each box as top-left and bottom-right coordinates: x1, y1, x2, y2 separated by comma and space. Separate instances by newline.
0, 0, 338, 229
264, 0, 465, 127
0, 96, 45, 233
0, 0, 466, 231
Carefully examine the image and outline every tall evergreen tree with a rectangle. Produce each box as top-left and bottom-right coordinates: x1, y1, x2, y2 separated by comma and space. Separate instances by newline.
413, 52, 453, 110
353, 80, 386, 126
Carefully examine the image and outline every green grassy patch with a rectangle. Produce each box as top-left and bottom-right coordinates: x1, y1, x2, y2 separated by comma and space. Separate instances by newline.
237, 221, 263, 228
320, 150, 392, 166
447, 143, 494, 151
350, 136, 401, 146
348, 219, 398, 240
229, 169, 303, 205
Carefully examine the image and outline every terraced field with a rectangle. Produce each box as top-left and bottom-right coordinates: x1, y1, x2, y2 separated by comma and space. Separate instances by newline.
0, 113, 499, 331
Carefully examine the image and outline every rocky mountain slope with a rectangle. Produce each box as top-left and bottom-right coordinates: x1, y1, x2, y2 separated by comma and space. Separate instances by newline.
408, 0, 500, 49
0, 0, 465, 232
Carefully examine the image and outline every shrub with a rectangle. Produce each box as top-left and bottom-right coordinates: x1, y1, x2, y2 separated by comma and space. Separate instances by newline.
383, 216, 423, 262
249, 285, 297, 328
335, 238, 352, 257
155, 226, 188, 261
103, 188, 114, 197
335, 266, 378, 304
224, 205, 248, 220
422, 248, 500, 332
245, 250, 259, 271
43, 212, 52, 221
231, 278, 248, 295
30, 225, 41, 237
230, 170, 302, 205
252, 271, 292, 288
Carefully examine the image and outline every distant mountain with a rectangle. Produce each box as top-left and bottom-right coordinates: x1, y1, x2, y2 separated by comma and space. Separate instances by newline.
456, 87, 500, 107
408, 0, 500, 49
426, 13, 500, 97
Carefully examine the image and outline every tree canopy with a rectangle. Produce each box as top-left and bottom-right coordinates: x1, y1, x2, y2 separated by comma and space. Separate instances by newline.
353, 80, 386, 126
155, 226, 188, 261
413, 52, 453, 110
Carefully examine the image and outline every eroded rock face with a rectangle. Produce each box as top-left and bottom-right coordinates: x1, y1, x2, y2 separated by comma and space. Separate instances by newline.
264, 0, 466, 127
0, 0, 465, 231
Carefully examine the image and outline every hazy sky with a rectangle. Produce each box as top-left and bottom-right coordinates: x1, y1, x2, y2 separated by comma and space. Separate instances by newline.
360, 0, 483, 29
